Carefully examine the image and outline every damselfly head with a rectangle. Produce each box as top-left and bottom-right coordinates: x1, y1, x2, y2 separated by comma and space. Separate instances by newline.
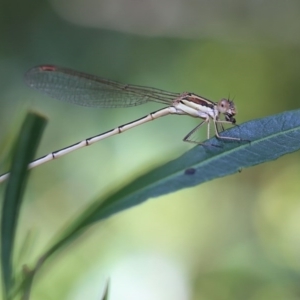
217, 99, 237, 123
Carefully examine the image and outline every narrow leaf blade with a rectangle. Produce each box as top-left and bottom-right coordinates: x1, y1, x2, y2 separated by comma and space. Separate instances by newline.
1, 112, 47, 297
86, 108, 300, 222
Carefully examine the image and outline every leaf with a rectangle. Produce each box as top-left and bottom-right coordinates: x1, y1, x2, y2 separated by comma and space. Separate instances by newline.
85, 108, 300, 222
41, 108, 300, 262
1, 112, 47, 298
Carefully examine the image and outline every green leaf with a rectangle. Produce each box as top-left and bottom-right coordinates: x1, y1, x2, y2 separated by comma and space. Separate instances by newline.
41, 108, 300, 263
85, 108, 300, 222
1, 112, 47, 298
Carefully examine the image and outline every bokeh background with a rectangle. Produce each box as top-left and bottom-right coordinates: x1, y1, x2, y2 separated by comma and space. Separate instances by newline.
1, 0, 300, 299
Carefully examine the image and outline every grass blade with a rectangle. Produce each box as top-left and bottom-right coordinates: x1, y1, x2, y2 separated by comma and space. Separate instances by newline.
1, 112, 47, 298
83, 108, 300, 222
101, 280, 109, 300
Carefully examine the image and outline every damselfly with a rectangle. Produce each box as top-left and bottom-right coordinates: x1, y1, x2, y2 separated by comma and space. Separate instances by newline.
0, 65, 241, 183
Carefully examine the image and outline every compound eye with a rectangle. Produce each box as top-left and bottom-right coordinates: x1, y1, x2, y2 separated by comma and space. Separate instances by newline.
218, 99, 229, 113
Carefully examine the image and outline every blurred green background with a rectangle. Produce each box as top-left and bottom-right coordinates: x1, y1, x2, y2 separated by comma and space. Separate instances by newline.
1, 0, 300, 299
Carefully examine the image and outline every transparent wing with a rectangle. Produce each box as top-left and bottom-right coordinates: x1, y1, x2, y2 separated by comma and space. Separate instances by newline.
24, 65, 180, 108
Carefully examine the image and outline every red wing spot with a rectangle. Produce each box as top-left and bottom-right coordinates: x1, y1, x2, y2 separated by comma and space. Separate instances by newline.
39, 65, 57, 72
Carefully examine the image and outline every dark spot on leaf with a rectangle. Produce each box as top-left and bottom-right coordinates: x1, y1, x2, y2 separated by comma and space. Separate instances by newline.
185, 168, 196, 175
